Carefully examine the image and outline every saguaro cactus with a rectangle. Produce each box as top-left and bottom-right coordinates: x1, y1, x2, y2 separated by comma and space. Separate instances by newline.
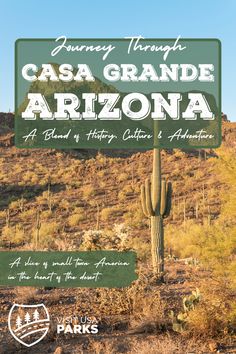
141, 148, 172, 279
35, 208, 41, 249
5, 208, 10, 227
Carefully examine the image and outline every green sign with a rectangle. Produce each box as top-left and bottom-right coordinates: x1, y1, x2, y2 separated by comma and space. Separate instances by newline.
0, 251, 137, 288
15, 37, 221, 149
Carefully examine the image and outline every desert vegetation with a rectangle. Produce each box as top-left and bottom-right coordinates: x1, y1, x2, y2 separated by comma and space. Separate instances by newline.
0, 117, 235, 353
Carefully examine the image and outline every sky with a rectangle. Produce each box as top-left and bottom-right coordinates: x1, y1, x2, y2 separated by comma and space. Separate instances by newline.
1, 0, 236, 121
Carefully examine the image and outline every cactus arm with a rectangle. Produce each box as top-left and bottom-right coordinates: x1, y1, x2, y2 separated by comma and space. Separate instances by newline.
163, 182, 172, 218
140, 185, 149, 217
160, 179, 167, 216
145, 178, 155, 216
152, 148, 161, 213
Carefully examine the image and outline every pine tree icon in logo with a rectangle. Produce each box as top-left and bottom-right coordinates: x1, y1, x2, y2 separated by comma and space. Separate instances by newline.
8, 304, 50, 347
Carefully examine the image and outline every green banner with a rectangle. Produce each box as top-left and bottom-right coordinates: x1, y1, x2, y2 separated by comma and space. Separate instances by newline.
15, 37, 221, 149
0, 251, 137, 287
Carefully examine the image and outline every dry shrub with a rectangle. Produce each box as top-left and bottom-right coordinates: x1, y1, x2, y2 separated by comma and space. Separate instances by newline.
54, 238, 75, 251
9, 200, 19, 210
100, 207, 112, 221
14, 287, 38, 304
19, 208, 35, 220
96, 170, 106, 178
72, 275, 165, 321
33, 221, 60, 248
22, 171, 39, 184
118, 185, 134, 201
59, 199, 70, 211
89, 337, 130, 354
68, 211, 85, 227
100, 206, 122, 221
80, 224, 129, 250
117, 172, 129, 182
81, 287, 132, 316
186, 281, 236, 337
187, 304, 228, 338
130, 335, 209, 354
2, 224, 27, 244
89, 334, 209, 354
127, 276, 166, 329
82, 185, 95, 198
125, 236, 150, 261
88, 340, 110, 354
41, 210, 53, 219
124, 202, 146, 228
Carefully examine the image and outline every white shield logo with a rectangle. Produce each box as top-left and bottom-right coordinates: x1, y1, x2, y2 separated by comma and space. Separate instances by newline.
8, 303, 50, 347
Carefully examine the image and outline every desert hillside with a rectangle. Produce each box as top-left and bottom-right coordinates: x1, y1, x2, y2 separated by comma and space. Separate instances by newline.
0, 113, 235, 353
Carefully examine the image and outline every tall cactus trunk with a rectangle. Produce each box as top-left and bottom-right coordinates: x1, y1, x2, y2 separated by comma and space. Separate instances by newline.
151, 214, 164, 275
151, 148, 164, 276
140, 127, 172, 281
